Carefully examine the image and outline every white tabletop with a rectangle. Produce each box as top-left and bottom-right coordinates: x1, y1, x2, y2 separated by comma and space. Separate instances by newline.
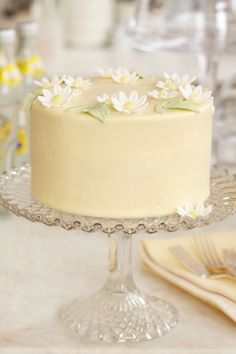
0, 212, 236, 353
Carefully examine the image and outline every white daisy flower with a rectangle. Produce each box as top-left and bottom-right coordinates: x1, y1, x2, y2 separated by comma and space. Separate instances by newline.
148, 89, 178, 100
97, 93, 110, 103
156, 72, 196, 92
34, 75, 65, 89
176, 202, 212, 220
112, 67, 139, 84
179, 84, 213, 103
38, 84, 73, 108
111, 90, 148, 114
97, 68, 113, 78
64, 75, 91, 89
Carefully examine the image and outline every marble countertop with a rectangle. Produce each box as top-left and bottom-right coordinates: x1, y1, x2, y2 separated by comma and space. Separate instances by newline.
0, 212, 236, 353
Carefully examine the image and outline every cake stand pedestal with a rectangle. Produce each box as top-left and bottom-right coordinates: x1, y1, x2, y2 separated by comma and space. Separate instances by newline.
1, 164, 236, 343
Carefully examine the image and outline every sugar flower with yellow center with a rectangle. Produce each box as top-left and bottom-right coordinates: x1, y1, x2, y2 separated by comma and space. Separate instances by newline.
156, 72, 196, 93
112, 67, 139, 84
176, 202, 212, 220
179, 84, 213, 104
38, 84, 74, 108
97, 93, 110, 104
148, 89, 177, 100
64, 75, 91, 89
34, 75, 65, 89
111, 90, 148, 114
97, 68, 113, 78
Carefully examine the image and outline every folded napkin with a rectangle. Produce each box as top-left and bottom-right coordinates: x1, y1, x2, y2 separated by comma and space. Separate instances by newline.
141, 231, 236, 321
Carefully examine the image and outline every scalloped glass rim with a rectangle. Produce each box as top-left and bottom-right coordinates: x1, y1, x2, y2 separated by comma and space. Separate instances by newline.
0, 164, 236, 235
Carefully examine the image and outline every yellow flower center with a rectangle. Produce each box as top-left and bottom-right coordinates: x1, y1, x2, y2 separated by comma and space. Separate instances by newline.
74, 81, 81, 88
166, 82, 176, 90
189, 210, 199, 219
52, 95, 64, 104
121, 76, 129, 83
124, 102, 135, 111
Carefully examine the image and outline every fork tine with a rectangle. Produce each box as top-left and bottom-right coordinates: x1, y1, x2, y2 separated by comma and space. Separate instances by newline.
198, 235, 218, 268
170, 245, 208, 277
170, 247, 202, 276
193, 235, 212, 267
194, 234, 226, 269
206, 235, 225, 267
203, 236, 219, 267
171, 246, 200, 271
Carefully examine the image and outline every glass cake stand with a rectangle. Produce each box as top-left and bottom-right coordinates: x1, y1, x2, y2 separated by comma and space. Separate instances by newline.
1, 164, 236, 343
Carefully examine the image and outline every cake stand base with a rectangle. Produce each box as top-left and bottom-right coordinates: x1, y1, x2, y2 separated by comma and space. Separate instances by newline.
60, 281, 178, 343
60, 233, 177, 343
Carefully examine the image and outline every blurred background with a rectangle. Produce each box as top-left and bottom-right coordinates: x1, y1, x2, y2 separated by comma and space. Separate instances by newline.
0, 0, 236, 185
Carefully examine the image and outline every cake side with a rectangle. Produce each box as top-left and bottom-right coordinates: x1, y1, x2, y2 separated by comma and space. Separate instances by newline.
29, 70, 214, 218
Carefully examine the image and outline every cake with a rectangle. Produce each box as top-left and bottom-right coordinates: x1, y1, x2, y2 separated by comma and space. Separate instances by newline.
28, 69, 214, 218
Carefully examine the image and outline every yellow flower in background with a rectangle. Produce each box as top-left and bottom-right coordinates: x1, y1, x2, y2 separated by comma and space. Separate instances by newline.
0, 122, 13, 142
0, 63, 22, 87
18, 54, 44, 78
16, 128, 28, 155
0, 149, 5, 166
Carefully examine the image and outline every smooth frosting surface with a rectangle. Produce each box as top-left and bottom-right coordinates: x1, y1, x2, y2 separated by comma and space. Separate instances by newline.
31, 75, 214, 218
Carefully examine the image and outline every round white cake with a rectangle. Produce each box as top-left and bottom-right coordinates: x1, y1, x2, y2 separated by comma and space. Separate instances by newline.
29, 69, 214, 218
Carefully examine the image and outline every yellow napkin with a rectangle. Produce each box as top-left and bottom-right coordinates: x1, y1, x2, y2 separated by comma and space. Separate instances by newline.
141, 231, 236, 321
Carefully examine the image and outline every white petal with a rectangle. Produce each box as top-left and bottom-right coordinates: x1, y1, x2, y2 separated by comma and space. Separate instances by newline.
111, 97, 121, 106
156, 81, 166, 89
148, 90, 159, 99
137, 95, 147, 106
185, 203, 194, 212
34, 80, 43, 86
196, 202, 204, 213
176, 206, 187, 216
63, 85, 72, 97
42, 89, 53, 98
134, 101, 149, 112
129, 90, 138, 102
112, 75, 120, 83
179, 86, 188, 99
113, 103, 125, 112
129, 72, 139, 82
195, 85, 203, 96
172, 73, 179, 82
65, 76, 74, 86
53, 84, 62, 95
118, 91, 128, 103
38, 96, 52, 108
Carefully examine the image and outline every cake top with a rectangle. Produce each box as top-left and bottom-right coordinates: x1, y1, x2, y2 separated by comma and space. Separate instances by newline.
24, 68, 214, 122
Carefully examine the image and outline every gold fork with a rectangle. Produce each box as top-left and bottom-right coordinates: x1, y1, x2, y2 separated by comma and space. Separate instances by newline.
193, 235, 236, 277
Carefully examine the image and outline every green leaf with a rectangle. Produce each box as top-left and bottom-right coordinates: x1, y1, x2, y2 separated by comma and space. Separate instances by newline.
83, 103, 110, 123
22, 93, 38, 110
165, 98, 201, 112
32, 88, 43, 95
